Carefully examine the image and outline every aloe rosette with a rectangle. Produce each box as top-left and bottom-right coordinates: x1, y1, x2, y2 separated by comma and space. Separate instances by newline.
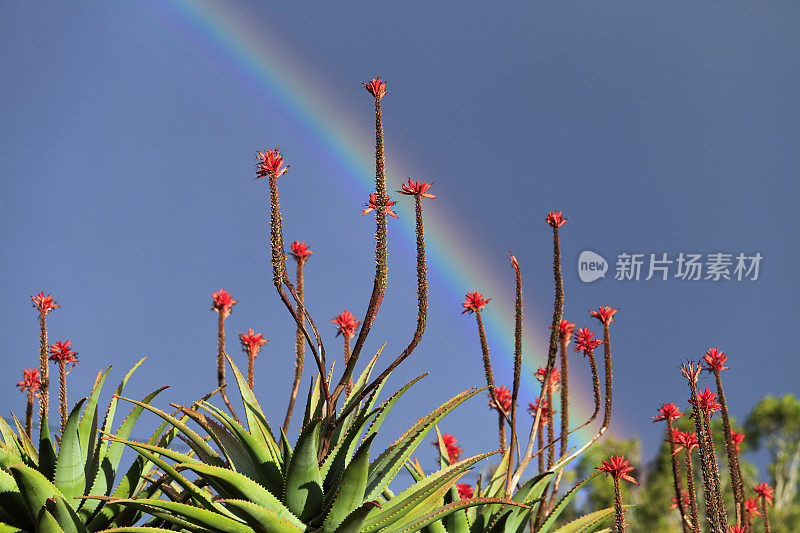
0, 357, 188, 531
90, 351, 527, 532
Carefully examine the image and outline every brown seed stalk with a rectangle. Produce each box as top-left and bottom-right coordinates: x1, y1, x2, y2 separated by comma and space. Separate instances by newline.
760, 497, 771, 533
713, 368, 745, 526
505, 253, 523, 496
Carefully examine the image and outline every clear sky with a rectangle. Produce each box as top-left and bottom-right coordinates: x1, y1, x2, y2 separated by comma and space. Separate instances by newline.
2, 1, 799, 485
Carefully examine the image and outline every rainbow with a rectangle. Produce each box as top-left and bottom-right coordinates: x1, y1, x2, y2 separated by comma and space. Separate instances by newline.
146, 0, 606, 446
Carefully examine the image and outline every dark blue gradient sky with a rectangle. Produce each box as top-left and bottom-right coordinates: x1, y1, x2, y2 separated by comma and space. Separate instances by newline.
2, 2, 798, 482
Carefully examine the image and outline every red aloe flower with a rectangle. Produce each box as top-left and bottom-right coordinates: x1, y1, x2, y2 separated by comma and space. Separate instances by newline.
597, 455, 639, 485
48, 340, 78, 365
456, 483, 473, 499
753, 483, 774, 506
361, 192, 398, 218
703, 347, 730, 372
681, 361, 702, 384
573, 327, 602, 352
508, 252, 519, 269
17, 368, 41, 395
535, 367, 562, 390
332, 310, 360, 339
528, 397, 553, 419
669, 429, 699, 455
590, 306, 618, 326
731, 430, 745, 453
695, 388, 722, 415
363, 78, 387, 100
727, 526, 745, 533
652, 402, 683, 423
489, 385, 512, 413
211, 289, 237, 318
398, 178, 437, 199
432, 433, 463, 464
239, 328, 268, 356
255, 148, 288, 179
744, 497, 761, 517
669, 488, 691, 510
461, 291, 491, 314
289, 241, 314, 263
545, 211, 566, 228
31, 292, 59, 316
556, 319, 576, 344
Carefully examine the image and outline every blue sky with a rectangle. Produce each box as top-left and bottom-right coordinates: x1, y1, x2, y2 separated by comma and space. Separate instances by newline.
1, 1, 799, 484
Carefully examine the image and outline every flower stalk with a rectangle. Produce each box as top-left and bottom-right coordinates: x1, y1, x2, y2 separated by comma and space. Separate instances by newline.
597, 454, 638, 533
48, 340, 78, 433
653, 403, 691, 533
283, 241, 312, 429
32, 292, 58, 426
17, 368, 40, 438
505, 252, 523, 497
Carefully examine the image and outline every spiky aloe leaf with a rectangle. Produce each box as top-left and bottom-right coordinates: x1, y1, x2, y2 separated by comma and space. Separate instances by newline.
362, 374, 427, 445
0, 524, 24, 532
79, 368, 111, 478
552, 506, 626, 533
320, 433, 376, 532
0, 468, 29, 530
174, 462, 305, 530
9, 414, 37, 466
217, 500, 305, 533
8, 463, 65, 523
493, 472, 552, 533
381, 497, 530, 533
536, 473, 600, 533
361, 451, 496, 533
36, 505, 64, 533
38, 412, 57, 483
223, 353, 282, 459
335, 501, 381, 533
101, 499, 254, 532
44, 496, 88, 533
320, 403, 379, 494
330, 345, 384, 446
53, 399, 87, 508
471, 469, 554, 533
365, 386, 484, 501
284, 419, 323, 522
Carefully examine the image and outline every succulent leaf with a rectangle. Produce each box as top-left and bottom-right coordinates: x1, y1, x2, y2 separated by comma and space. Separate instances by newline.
283, 419, 323, 522
217, 499, 306, 533
536, 473, 600, 533
321, 433, 376, 532
53, 399, 87, 508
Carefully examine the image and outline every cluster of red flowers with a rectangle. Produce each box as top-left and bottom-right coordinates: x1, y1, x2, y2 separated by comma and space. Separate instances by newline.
433, 433, 463, 464
590, 306, 618, 326
363, 78, 387, 100
651, 402, 683, 423
398, 178, 437, 199
597, 455, 638, 485
557, 319, 575, 344
456, 483, 473, 500
669, 488, 691, 510
255, 148, 288, 179
31, 292, 59, 316
534, 367, 561, 391
669, 429, 699, 454
461, 291, 491, 314
239, 329, 268, 355
545, 211, 566, 228
695, 388, 723, 415
48, 340, 78, 365
289, 241, 313, 262
573, 327, 602, 352
731, 430, 745, 453
704, 347, 730, 372
528, 397, 553, 419
331, 310, 360, 339
16, 368, 40, 395
211, 289, 237, 318
489, 385, 512, 414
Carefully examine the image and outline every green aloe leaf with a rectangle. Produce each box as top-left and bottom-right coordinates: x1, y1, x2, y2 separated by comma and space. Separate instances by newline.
174, 462, 305, 530
218, 500, 306, 533
9, 414, 37, 466
102, 499, 254, 532
381, 497, 530, 533
53, 399, 87, 508
0, 468, 29, 530
283, 419, 323, 522
44, 496, 88, 533
38, 412, 57, 483
0, 524, 24, 533
362, 374, 427, 445
321, 433, 376, 532
8, 463, 64, 523
78, 368, 111, 479
552, 506, 625, 533
365, 386, 484, 501
536, 473, 600, 533
36, 505, 64, 533
335, 501, 381, 533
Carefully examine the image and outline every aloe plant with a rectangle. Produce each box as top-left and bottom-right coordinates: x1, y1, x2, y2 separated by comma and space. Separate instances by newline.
0, 357, 195, 531
90, 351, 528, 532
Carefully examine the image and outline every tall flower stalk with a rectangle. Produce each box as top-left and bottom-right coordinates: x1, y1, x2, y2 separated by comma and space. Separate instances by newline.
573, 327, 602, 424
557, 319, 575, 462
597, 454, 639, 532
753, 483, 773, 533
16, 367, 40, 438
654, 403, 692, 533
590, 305, 618, 431
283, 240, 312, 429
331, 310, 360, 397
211, 289, 240, 422
705, 347, 746, 527
506, 252, 523, 497
672, 429, 702, 532
31, 292, 59, 426
47, 340, 78, 433
239, 328, 267, 391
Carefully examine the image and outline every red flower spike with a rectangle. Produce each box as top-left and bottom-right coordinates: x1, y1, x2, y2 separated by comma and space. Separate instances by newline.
696, 388, 722, 415
461, 291, 491, 314
727, 526, 745, 533
556, 319, 576, 344
535, 367, 562, 391
731, 430, 745, 453
597, 455, 639, 485
669, 488, 691, 510
753, 483, 774, 506
489, 385, 512, 414
704, 347, 730, 372
590, 306, 618, 326
211, 289, 237, 318
255, 148, 288, 179
432, 433, 463, 464
681, 362, 701, 384
528, 397, 553, 419
456, 483, 473, 499
545, 211, 566, 228
239, 329, 268, 356
652, 402, 683, 423
48, 340, 78, 365
289, 241, 314, 262
398, 178, 437, 199
669, 429, 699, 455
17, 368, 41, 395
573, 327, 602, 353
745, 497, 761, 517
363, 78, 387, 100
361, 192, 398, 218
332, 310, 360, 339
31, 292, 59, 317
